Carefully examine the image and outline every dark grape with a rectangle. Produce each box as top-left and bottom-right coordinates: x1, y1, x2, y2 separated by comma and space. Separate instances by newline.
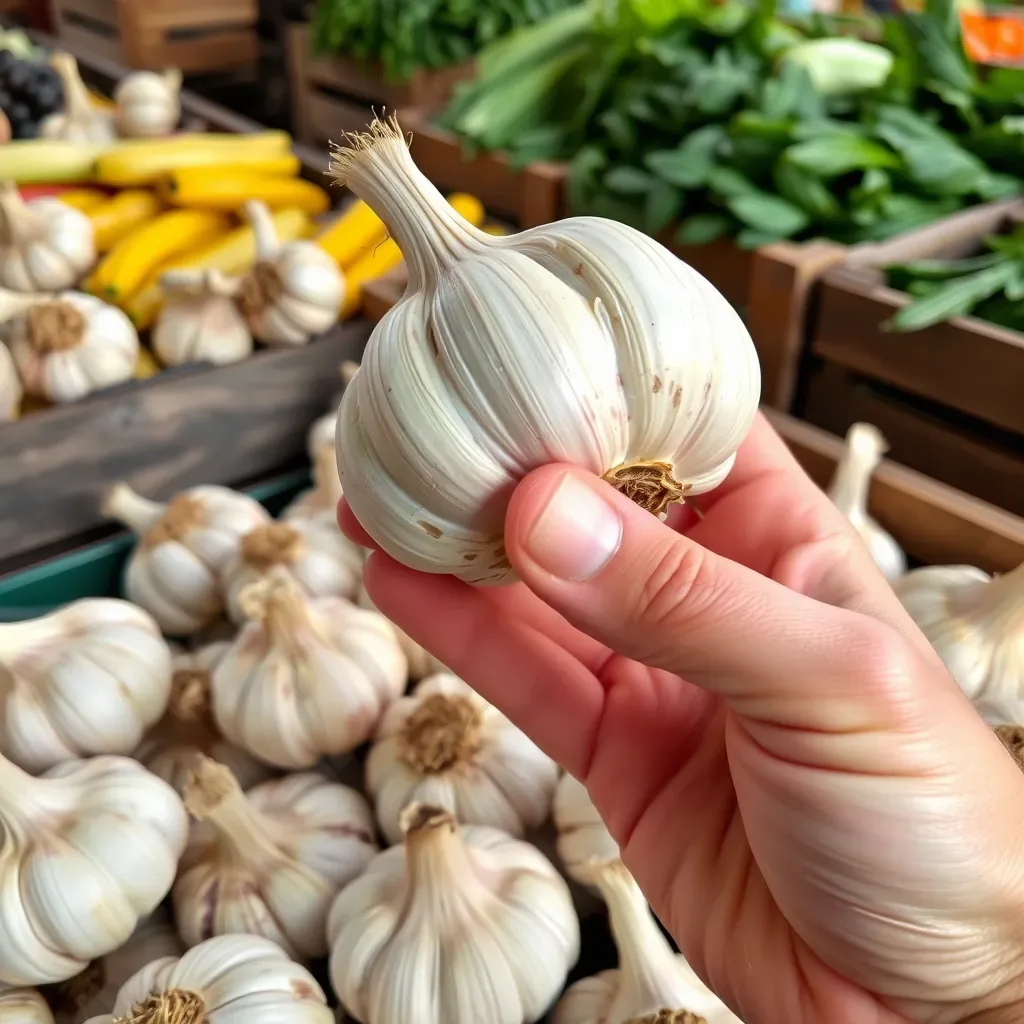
0, 88, 11, 110
0, 50, 15, 75
13, 119, 38, 139
6, 61, 30, 92
30, 84, 61, 116
7, 100, 29, 124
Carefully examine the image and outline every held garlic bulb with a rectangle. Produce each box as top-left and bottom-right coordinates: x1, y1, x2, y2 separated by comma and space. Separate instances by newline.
222, 518, 363, 624
211, 570, 407, 768
114, 69, 182, 138
134, 642, 272, 796
367, 672, 558, 844
0, 183, 95, 292
827, 422, 906, 583
895, 561, 1024, 703
237, 200, 344, 346
7, 292, 139, 403
553, 772, 619, 885
0, 753, 187, 986
153, 268, 253, 367
81, 934, 334, 1024
356, 582, 446, 681
0, 598, 173, 773
328, 804, 580, 1024
0, 987, 53, 1023
175, 757, 377, 959
331, 117, 759, 584
39, 53, 116, 143
103, 482, 271, 636
553, 860, 743, 1024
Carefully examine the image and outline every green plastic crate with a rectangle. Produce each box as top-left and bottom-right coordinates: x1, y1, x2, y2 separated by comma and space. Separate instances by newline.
0, 470, 310, 621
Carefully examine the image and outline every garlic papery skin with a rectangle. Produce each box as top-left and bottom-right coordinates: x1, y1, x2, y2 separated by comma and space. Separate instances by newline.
153, 268, 252, 367
8, 292, 139, 403
554, 860, 742, 1024
39, 54, 117, 143
895, 561, 1024, 703
134, 643, 272, 797
356, 581, 445, 681
328, 803, 580, 1024
222, 518, 363, 624
44, 910, 182, 1024
367, 673, 558, 845
0, 753, 187, 986
0, 598, 173, 773
553, 773, 620, 886
103, 482, 271, 636
0, 340, 21, 420
0, 986, 53, 1023
81, 934, 334, 1024
0, 183, 95, 292
212, 570, 407, 768
331, 118, 759, 584
175, 757, 377, 959
114, 69, 182, 138
237, 200, 344, 346
827, 422, 906, 584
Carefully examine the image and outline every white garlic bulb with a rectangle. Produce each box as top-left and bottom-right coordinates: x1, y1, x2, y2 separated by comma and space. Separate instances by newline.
367, 672, 558, 844
330, 118, 759, 584
355, 582, 446, 680
553, 772, 619, 885
0, 753, 187, 986
44, 910, 182, 1024
896, 561, 1024, 703
212, 570, 407, 768
328, 803, 580, 1024
222, 518, 363, 624
81, 934, 334, 1024
134, 642, 272, 796
0, 339, 21, 421
554, 860, 743, 1024
308, 360, 359, 461
0, 598, 172, 773
0, 183, 95, 292
0, 987, 52, 1023
114, 69, 182, 138
103, 481, 271, 636
175, 757, 377, 959
39, 54, 117, 143
153, 268, 253, 367
237, 200, 344, 346
827, 422, 906, 583
282, 442, 347, 525
7, 291, 139, 403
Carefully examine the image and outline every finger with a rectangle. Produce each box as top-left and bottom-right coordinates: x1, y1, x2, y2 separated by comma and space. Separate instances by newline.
504, 465, 902, 728
363, 552, 603, 774
338, 499, 376, 549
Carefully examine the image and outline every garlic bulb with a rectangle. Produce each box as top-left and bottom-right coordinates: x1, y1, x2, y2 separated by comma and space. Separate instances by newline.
81, 934, 334, 1024
212, 570, 407, 768
553, 772, 619, 885
153, 268, 253, 367
0, 183, 95, 292
553, 860, 743, 1024
356, 582, 446, 680
0, 987, 52, 1023
222, 517, 363, 624
7, 291, 139, 403
237, 200, 344, 346
895, 561, 1024, 703
0, 598, 172, 773
175, 757, 377, 959
114, 69, 182, 138
328, 803, 580, 1024
367, 672, 558, 844
330, 118, 759, 583
0, 753, 187, 986
44, 910, 182, 1024
103, 482, 271, 636
39, 54, 116, 143
0, 339, 20, 420
282, 443, 347, 524
827, 423, 906, 584
308, 361, 359, 461
134, 642, 272, 796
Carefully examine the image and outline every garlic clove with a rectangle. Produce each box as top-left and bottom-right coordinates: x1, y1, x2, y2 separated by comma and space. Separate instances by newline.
553, 772, 620, 886
39, 54, 117, 144
0, 986, 53, 1023
114, 68, 182, 138
827, 423, 906, 584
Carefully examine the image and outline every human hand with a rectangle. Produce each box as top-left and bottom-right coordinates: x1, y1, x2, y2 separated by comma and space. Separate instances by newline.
340, 413, 1024, 1024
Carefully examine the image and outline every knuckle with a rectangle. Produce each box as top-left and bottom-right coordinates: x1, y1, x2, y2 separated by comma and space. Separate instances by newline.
844, 617, 921, 704
632, 541, 713, 633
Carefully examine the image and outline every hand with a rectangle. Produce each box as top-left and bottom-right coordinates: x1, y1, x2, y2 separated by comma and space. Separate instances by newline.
340, 413, 1024, 1024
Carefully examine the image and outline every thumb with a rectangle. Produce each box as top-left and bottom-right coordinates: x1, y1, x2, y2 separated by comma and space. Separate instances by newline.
505, 465, 907, 725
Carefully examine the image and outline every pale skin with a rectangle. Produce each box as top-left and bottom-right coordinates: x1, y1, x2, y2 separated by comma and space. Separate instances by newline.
340, 413, 1024, 1024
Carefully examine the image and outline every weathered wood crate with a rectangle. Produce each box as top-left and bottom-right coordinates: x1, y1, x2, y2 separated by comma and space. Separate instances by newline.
49, 0, 259, 72
288, 24, 474, 148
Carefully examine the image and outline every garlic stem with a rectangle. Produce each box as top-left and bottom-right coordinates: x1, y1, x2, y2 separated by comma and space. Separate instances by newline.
331, 117, 488, 292
0, 287, 48, 324
113, 989, 206, 1024
236, 571, 316, 642
0, 182, 45, 245
245, 200, 282, 261
160, 267, 243, 300
625, 1012, 707, 1024
340, 360, 359, 386
972, 560, 1024, 635
50, 52, 95, 125
828, 423, 885, 521
102, 483, 167, 534
312, 444, 343, 509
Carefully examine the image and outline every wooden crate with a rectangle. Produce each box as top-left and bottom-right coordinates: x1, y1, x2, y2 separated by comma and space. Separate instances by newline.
288, 24, 474, 148
49, 0, 259, 72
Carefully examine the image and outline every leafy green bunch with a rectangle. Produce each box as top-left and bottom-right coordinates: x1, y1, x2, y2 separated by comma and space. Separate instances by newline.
310, 0, 579, 83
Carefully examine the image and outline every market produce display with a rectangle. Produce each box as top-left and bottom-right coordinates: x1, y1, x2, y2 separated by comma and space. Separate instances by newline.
0, 45, 62, 141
